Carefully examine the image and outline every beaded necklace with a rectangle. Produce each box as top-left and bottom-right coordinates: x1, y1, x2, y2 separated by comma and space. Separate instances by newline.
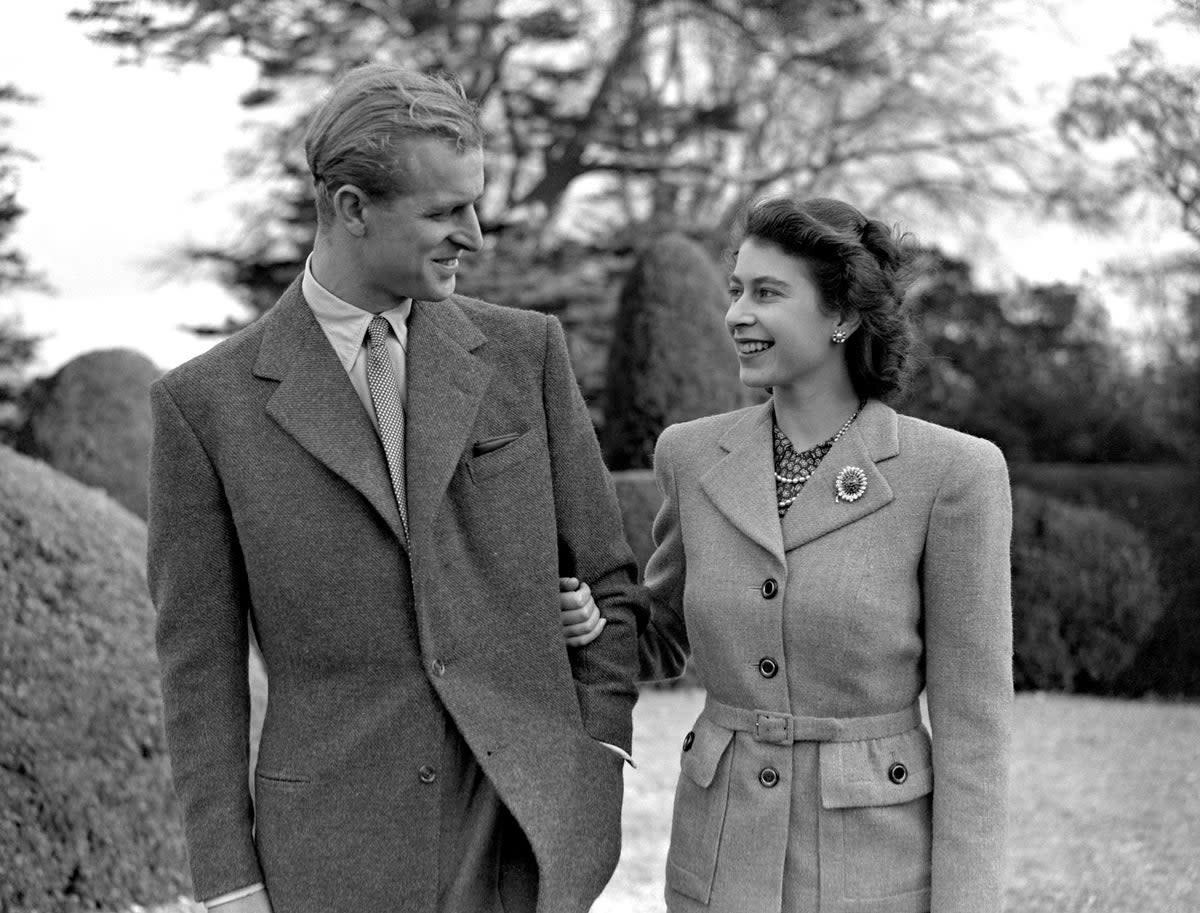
773, 402, 864, 517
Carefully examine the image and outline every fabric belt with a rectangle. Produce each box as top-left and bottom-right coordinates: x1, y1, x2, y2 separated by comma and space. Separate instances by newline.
703, 697, 921, 745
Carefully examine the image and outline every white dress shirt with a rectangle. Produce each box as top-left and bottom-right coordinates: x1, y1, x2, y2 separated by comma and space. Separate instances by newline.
302, 255, 411, 419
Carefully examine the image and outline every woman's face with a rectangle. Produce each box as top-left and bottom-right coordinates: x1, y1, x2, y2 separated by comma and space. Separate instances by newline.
725, 238, 849, 395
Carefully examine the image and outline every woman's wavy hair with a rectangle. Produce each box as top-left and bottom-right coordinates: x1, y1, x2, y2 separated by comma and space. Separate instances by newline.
304, 63, 484, 228
735, 195, 915, 402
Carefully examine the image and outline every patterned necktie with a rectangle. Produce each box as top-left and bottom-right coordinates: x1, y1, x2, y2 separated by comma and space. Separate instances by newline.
365, 316, 409, 540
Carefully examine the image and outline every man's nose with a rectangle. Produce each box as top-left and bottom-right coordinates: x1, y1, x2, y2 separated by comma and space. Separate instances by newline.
454, 205, 483, 253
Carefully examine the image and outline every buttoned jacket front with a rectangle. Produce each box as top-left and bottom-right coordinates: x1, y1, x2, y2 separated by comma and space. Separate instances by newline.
147, 278, 645, 913
639, 399, 1013, 913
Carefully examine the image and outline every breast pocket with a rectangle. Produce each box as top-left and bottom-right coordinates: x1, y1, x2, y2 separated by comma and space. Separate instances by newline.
818, 725, 933, 911
466, 429, 537, 483
665, 717, 735, 905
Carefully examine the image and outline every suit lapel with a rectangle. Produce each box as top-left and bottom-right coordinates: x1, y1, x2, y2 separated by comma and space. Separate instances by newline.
255, 280, 407, 544
404, 297, 491, 548
698, 402, 786, 565
781, 399, 899, 552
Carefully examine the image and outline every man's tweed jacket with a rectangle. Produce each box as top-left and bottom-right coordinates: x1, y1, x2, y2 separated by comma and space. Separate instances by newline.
147, 277, 646, 912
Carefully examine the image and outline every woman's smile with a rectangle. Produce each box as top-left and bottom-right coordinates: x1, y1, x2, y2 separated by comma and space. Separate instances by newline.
736, 339, 774, 356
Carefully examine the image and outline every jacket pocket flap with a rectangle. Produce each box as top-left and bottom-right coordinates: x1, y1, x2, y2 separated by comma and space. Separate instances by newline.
820, 725, 933, 809
680, 717, 735, 789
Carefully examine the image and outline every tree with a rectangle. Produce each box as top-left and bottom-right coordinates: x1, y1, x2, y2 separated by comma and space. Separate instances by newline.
70, 0, 1048, 323
904, 247, 1181, 462
1055, 0, 1200, 457
1057, 38, 1200, 245
0, 83, 44, 441
0, 84, 41, 296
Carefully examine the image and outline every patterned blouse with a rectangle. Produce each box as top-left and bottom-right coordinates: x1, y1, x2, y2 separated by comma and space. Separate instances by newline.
773, 423, 838, 518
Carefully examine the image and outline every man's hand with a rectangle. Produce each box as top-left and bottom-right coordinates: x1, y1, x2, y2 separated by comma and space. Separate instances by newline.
559, 577, 606, 647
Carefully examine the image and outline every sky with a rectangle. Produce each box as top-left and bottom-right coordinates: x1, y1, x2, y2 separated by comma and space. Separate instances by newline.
0, 0, 1193, 375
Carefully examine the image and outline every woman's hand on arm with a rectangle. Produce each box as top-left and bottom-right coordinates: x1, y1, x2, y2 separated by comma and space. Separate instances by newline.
560, 577, 606, 646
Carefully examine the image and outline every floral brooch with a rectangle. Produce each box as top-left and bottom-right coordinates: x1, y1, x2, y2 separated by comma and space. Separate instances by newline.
834, 466, 868, 503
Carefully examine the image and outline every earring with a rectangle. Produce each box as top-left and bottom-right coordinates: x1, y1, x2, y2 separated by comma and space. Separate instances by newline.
831, 328, 848, 344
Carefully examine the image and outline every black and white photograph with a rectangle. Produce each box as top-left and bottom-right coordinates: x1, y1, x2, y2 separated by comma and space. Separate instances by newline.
1, 1, 1197, 912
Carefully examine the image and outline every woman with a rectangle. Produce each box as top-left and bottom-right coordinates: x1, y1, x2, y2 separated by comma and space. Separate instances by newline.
562, 196, 1012, 913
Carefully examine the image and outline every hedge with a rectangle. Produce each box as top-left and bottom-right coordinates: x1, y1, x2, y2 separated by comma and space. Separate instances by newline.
0, 445, 189, 910
1010, 484, 1163, 692
16, 348, 160, 519
1010, 463, 1200, 696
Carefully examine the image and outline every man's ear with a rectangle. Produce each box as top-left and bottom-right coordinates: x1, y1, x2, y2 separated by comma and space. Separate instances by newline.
332, 185, 369, 237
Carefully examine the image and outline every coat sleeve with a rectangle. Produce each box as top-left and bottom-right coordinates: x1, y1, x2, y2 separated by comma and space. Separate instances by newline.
637, 425, 692, 682
147, 379, 264, 900
540, 315, 648, 753
921, 436, 1014, 913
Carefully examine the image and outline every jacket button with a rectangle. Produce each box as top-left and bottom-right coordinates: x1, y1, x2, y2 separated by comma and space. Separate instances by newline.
430, 658, 446, 677
760, 578, 779, 599
682, 731, 695, 752
758, 766, 780, 788
418, 765, 437, 784
888, 762, 908, 785
758, 657, 778, 678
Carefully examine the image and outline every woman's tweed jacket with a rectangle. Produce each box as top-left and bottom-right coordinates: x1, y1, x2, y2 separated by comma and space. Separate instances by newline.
639, 399, 1013, 913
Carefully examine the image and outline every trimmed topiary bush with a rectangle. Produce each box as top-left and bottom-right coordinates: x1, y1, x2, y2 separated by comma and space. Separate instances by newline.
0, 445, 190, 910
600, 233, 742, 470
1010, 484, 1165, 693
16, 348, 160, 519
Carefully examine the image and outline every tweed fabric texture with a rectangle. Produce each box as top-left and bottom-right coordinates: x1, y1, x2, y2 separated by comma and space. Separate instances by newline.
365, 315, 409, 539
147, 276, 646, 913
638, 400, 1013, 913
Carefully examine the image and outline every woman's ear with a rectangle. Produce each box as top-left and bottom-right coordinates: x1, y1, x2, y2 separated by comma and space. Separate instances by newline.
835, 310, 862, 339
332, 184, 369, 237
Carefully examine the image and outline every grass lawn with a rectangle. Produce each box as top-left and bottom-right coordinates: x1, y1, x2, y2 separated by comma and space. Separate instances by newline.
139, 689, 1199, 913
592, 688, 1200, 913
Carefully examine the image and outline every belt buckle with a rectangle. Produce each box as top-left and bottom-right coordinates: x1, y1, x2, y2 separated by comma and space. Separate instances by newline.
754, 711, 793, 745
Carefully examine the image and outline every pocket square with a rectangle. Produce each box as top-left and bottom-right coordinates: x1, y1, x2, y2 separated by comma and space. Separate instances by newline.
472, 432, 523, 456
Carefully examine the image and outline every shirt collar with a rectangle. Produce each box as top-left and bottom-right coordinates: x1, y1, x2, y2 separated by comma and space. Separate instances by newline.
302, 254, 412, 372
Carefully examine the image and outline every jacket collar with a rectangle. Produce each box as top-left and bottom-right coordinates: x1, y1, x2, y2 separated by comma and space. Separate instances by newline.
779, 398, 898, 552
698, 399, 899, 563
402, 296, 491, 549
253, 278, 491, 550
698, 401, 783, 564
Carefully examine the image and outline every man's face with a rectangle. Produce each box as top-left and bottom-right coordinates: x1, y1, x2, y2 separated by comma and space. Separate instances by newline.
359, 136, 485, 303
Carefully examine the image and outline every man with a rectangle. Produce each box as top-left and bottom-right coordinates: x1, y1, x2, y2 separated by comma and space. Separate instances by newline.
147, 63, 645, 913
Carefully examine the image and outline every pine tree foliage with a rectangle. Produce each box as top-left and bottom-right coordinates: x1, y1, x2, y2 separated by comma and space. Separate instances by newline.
0, 83, 45, 439
69, 0, 1044, 321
